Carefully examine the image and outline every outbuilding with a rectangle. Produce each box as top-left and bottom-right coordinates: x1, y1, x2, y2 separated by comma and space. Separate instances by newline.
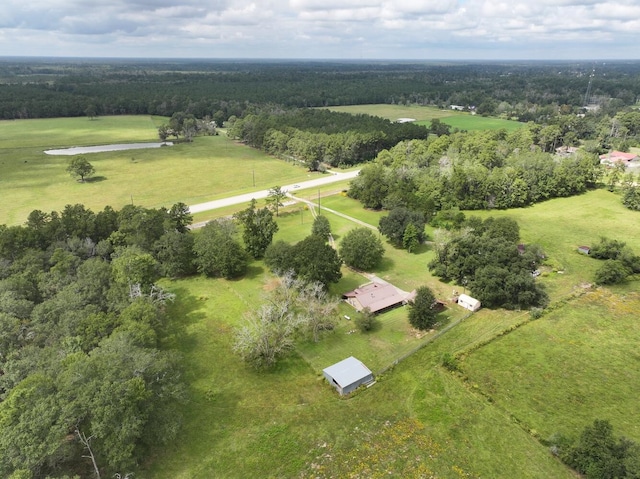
323, 356, 374, 396
457, 293, 481, 312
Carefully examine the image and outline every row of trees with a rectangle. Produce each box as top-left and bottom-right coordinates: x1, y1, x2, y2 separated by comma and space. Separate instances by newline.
228, 108, 429, 169
349, 129, 602, 215
157, 111, 217, 142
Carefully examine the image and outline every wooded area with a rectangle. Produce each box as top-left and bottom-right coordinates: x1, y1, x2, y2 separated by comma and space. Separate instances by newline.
1, 59, 639, 121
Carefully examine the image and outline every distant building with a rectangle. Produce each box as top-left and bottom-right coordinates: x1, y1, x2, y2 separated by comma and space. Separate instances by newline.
457, 293, 481, 312
343, 282, 415, 314
599, 151, 638, 166
450, 105, 465, 111
396, 118, 416, 123
323, 357, 374, 396
555, 146, 579, 157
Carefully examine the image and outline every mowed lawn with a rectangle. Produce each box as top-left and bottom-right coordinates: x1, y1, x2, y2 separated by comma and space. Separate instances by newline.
0, 116, 314, 225
324, 104, 523, 131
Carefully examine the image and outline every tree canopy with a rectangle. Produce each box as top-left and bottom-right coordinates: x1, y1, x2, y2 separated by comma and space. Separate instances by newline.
407, 286, 438, 331
429, 217, 547, 310
339, 227, 385, 271
234, 199, 279, 259
0, 203, 188, 478
193, 219, 248, 279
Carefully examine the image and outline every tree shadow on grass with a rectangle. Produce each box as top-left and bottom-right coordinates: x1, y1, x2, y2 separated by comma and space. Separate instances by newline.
375, 256, 396, 274
159, 285, 208, 351
234, 263, 265, 282
85, 175, 107, 183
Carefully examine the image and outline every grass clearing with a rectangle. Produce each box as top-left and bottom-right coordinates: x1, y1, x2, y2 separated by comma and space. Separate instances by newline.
462, 188, 640, 300
0, 116, 315, 225
416, 115, 523, 132
150, 259, 572, 479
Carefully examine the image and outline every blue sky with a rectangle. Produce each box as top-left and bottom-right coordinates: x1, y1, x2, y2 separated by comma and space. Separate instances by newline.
1, 0, 639, 59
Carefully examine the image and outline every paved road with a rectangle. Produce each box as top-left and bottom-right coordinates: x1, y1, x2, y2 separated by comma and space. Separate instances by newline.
188, 169, 360, 214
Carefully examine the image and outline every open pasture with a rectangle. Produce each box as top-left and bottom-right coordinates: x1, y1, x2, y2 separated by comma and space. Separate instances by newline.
325, 103, 456, 121
462, 288, 640, 442
417, 115, 523, 132
324, 104, 523, 131
0, 116, 313, 225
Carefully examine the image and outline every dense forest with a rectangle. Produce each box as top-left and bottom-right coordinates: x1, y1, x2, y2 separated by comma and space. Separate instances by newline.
0, 203, 198, 478
1, 58, 639, 121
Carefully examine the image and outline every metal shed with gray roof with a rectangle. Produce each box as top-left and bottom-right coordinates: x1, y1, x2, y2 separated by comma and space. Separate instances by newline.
323, 356, 374, 396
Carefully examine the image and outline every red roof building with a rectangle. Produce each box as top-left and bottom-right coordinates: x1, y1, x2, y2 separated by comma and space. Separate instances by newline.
599, 151, 638, 165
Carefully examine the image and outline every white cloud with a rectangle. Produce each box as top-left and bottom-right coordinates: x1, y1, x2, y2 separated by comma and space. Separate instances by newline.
0, 0, 638, 58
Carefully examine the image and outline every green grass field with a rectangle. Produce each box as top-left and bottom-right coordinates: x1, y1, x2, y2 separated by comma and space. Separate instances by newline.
462, 289, 640, 442
0, 116, 314, 225
325, 104, 523, 131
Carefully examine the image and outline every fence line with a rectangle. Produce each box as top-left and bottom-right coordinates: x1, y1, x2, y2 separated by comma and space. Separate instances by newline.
375, 311, 473, 376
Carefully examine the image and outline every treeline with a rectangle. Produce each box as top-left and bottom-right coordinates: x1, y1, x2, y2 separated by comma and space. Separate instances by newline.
0, 203, 196, 477
348, 128, 602, 215
228, 108, 429, 168
1, 59, 639, 120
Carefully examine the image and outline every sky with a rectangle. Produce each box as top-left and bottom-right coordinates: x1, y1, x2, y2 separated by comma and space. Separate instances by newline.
1, 0, 639, 60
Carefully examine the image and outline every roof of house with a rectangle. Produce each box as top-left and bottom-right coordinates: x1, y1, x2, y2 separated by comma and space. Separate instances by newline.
344, 282, 413, 314
323, 356, 372, 388
599, 151, 638, 162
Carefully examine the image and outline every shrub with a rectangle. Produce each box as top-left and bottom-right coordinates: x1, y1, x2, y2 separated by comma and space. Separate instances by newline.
354, 308, 378, 332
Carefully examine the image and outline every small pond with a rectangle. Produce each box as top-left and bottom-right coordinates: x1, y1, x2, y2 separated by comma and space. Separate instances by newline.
44, 142, 173, 156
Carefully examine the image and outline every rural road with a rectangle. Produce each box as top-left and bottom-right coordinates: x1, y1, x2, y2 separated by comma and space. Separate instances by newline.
188, 169, 360, 214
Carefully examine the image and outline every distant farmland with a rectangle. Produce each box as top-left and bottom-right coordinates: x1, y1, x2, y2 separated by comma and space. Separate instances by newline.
325, 104, 523, 131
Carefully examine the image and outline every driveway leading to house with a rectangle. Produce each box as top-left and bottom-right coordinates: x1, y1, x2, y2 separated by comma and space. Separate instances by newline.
188, 169, 360, 214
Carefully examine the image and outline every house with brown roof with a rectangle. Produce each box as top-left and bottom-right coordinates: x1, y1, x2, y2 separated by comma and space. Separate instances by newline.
343, 282, 415, 314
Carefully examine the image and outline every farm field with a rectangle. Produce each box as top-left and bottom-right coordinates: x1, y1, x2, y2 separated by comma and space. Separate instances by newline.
0, 116, 314, 225
325, 104, 523, 131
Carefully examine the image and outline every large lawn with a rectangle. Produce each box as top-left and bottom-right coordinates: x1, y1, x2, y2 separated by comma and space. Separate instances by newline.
149, 271, 570, 479
0, 116, 314, 225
